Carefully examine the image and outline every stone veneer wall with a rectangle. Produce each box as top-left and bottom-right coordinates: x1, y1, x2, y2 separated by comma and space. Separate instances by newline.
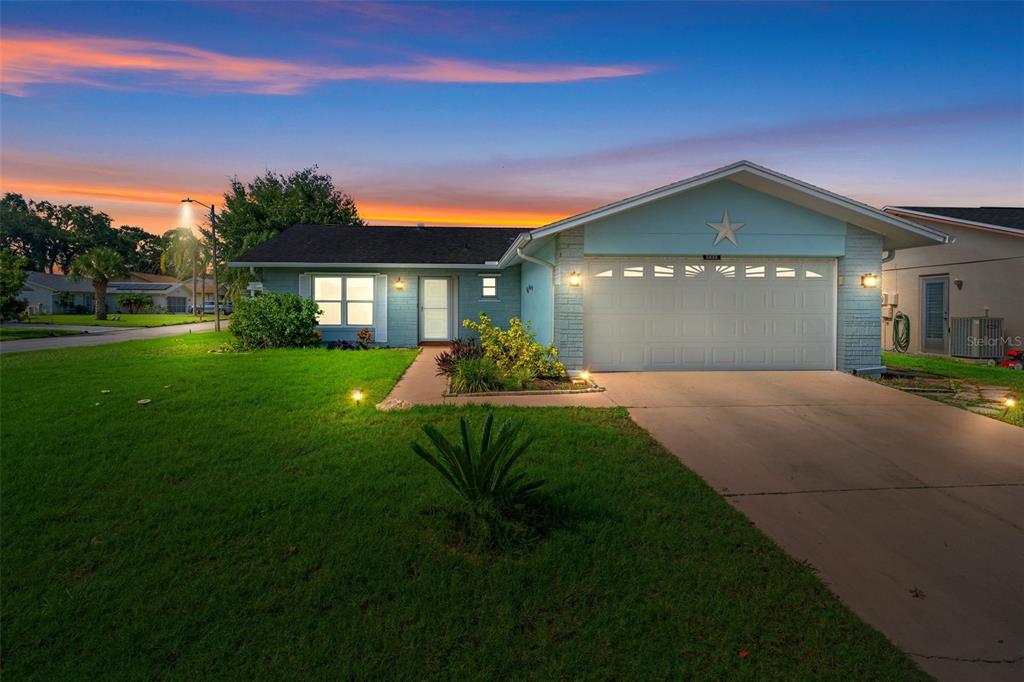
836, 224, 883, 370
553, 227, 585, 370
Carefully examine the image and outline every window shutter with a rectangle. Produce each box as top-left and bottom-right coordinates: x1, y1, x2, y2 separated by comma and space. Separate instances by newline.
374, 274, 388, 343
298, 273, 312, 299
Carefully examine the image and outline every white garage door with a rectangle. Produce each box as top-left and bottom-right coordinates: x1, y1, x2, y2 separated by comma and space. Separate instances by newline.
583, 258, 836, 371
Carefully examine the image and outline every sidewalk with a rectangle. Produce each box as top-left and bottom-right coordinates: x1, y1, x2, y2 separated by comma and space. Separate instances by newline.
0, 320, 225, 354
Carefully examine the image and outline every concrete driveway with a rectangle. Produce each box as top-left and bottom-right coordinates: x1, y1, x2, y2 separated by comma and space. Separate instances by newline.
599, 371, 1024, 682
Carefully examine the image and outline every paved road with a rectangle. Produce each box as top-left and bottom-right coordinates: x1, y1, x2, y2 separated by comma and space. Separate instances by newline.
0, 320, 225, 353
600, 370, 1024, 682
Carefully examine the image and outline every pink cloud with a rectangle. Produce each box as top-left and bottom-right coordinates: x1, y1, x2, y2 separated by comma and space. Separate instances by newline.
0, 31, 651, 96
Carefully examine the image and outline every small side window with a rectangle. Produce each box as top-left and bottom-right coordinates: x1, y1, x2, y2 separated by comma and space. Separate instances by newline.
481, 276, 497, 298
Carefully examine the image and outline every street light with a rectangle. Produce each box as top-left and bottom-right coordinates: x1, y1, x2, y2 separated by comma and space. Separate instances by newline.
181, 198, 221, 332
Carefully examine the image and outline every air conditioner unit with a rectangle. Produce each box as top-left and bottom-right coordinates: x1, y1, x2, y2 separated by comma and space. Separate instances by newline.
950, 317, 1004, 359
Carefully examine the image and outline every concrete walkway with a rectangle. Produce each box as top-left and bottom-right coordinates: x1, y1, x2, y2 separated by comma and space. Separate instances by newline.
0, 320, 225, 354
387, 352, 1024, 680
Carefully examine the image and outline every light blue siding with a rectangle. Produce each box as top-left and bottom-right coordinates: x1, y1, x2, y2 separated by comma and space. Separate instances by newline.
258, 266, 520, 346
837, 225, 883, 370
584, 179, 847, 257
520, 240, 555, 346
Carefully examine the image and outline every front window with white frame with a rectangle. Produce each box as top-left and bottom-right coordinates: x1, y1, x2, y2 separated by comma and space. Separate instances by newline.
313, 275, 374, 326
480, 275, 498, 298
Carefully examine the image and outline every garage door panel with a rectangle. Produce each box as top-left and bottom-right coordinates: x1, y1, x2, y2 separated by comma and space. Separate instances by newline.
584, 258, 835, 371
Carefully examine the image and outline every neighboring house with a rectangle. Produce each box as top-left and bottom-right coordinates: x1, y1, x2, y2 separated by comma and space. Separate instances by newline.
105, 281, 192, 313
18, 271, 202, 314
230, 161, 948, 373
880, 207, 1023, 356
21, 271, 96, 314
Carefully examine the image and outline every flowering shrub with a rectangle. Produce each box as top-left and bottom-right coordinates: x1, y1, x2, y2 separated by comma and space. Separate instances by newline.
462, 313, 566, 379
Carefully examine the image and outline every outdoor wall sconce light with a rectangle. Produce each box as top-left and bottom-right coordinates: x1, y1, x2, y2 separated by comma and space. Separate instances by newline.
860, 273, 879, 288
394, 277, 405, 290
567, 271, 582, 287
954, 278, 964, 290
525, 284, 534, 293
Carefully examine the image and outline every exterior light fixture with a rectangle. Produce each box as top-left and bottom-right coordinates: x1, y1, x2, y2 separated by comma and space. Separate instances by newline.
352, 389, 364, 403
394, 277, 405, 290
567, 271, 582, 287
578, 370, 592, 382
1005, 397, 1017, 409
860, 273, 880, 288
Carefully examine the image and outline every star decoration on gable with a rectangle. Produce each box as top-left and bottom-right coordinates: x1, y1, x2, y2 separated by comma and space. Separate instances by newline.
706, 210, 745, 246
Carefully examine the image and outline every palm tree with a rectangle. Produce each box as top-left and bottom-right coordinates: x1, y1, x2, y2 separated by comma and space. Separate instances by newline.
68, 247, 129, 320
161, 227, 209, 318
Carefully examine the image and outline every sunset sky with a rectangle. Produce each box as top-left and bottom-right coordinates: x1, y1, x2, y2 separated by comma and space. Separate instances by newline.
1, 1, 1022, 234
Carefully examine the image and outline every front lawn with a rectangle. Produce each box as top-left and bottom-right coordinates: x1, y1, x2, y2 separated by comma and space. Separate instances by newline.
2, 335, 926, 680
0, 326, 82, 340
26, 313, 210, 327
883, 352, 1024, 391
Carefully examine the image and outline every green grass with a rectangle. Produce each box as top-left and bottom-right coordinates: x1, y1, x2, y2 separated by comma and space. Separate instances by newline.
26, 313, 209, 327
0, 326, 82, 340
883, 352, 1024, 391
2, 335, 926, 680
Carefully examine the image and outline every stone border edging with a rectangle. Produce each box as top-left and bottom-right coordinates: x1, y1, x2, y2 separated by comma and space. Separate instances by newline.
443, 385, 606, 398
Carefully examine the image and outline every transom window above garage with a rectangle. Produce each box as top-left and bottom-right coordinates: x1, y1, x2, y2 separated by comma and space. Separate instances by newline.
653, 265, 674, 278
623, 266, 645, 278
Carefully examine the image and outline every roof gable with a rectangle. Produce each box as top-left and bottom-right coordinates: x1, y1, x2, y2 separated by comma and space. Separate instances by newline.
503, 161, 948, 264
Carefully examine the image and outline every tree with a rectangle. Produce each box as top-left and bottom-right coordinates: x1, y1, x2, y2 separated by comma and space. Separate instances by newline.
0, 248, 29, 321
217, 167, 363, 260
115, 225, 164, 274
0, 193, 57, 271
161, 228, 209, 318
68, 247, 128, 320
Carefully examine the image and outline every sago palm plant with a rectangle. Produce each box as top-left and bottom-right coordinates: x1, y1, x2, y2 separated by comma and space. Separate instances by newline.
411, 413, 543, 511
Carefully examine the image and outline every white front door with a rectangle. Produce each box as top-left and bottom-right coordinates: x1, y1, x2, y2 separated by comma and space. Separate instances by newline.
420, 277, 451, 341
584, 258, 836, 371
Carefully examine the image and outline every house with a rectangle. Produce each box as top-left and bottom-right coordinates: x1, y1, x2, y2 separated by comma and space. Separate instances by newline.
21, 271, 96, 314
18, 271, 209, 315
229, 161, 949, 372
880, 207, 1023, 356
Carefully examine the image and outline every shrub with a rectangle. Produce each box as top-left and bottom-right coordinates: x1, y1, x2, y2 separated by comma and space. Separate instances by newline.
450, 356, 501, 393
462, 313, 566, 379
229, 292, 321, 349
411, 413, 543, 548
500, 366, 536, 391
435, 337, 484, 376
116, 293, 154, 313
356, 327, 373, 349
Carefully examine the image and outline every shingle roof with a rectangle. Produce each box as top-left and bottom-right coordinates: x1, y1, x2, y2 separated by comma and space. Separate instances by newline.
24, 271, 96, 293
232, 224, 534, 265
108, 282, 177, 292
892, 207, 1024, 232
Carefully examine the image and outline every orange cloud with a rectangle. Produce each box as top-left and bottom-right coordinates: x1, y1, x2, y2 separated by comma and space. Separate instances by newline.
0, 31, 650, 96
0, 178, 566, 233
